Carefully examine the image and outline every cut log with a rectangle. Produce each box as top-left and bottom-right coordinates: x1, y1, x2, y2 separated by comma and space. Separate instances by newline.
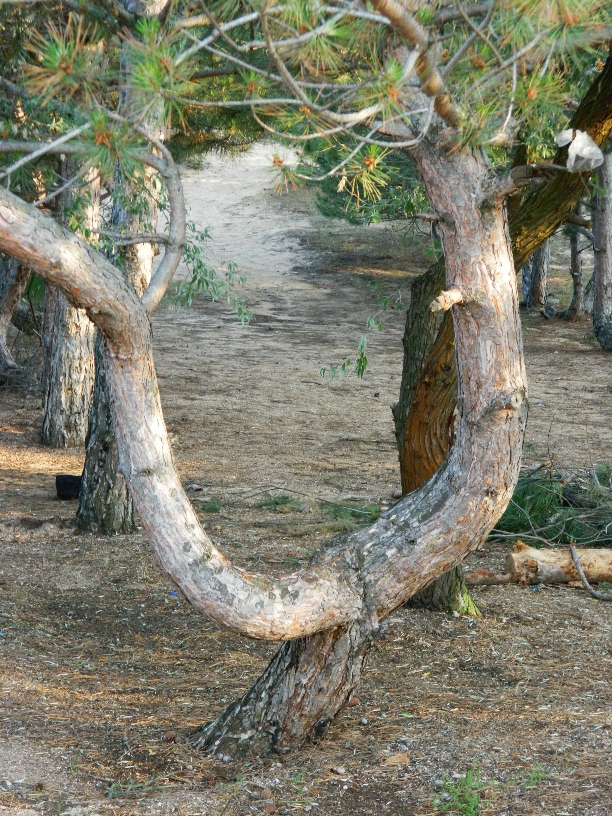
506, 541, 612, 585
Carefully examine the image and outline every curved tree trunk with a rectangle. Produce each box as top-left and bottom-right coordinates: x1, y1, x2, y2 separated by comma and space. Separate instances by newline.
392, 292, 475, 615
0, 138, 527, 757
396, 54, 612, 502
592, 151, 612, 351
190, 143, 527, 753
0, 255, 30, 385
40, 163, 98, 448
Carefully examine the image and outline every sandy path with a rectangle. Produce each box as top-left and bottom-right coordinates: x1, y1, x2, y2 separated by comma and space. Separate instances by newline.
152, 142, 414, 504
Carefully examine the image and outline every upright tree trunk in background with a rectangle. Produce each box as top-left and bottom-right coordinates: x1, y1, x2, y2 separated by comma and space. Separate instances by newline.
0, 255, 30, 384
76, 0, 164, 532
40, 162, 98, 447
558, 228, 584, 321
523, 238, 550, 309
583, 274, 595, 313
592, 151, 612, 351
76, 175, 157, 533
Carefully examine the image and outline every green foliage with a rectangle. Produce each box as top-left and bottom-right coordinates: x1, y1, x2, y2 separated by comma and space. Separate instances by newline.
200, 501, 222, 513
432, 770, 484, 816
106, 776, 173, 800
24, 14, 107, 106
256, 493, 301, 512
169, 222, 251, 323
491, 467, 612, 547
522, 763, 548, 789
24, 274, 45, 309
322, 501, 379, 524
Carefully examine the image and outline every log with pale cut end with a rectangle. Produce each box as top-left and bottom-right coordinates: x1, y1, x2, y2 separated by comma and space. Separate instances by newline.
506, 541, 612, 585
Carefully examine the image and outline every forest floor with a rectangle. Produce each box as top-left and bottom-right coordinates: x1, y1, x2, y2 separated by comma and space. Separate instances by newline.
1, 143, 612, 816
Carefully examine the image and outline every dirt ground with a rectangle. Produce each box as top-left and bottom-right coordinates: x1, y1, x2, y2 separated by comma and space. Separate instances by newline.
1, 143, 611, 816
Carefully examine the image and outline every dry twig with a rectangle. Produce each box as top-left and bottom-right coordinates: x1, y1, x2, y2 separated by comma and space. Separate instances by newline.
570, 542, 612, 602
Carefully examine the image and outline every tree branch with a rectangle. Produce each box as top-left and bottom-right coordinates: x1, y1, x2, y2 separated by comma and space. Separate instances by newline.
366, 0, 462, 126
570, 543, 612, 601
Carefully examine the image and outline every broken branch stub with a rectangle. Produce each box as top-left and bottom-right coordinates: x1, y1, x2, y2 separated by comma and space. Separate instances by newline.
430, 287, 463, 312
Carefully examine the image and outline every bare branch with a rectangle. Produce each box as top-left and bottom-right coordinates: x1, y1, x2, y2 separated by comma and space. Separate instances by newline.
95, 229, 170, 246
570, 543, 612, 601
34, 163, 95, 208
0, 124, 91, 183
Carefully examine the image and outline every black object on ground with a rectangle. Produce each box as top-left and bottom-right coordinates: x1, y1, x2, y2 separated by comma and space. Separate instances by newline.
56, 474, 82, 500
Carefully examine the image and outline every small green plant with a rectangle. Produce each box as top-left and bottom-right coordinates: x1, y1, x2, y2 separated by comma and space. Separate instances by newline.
106, 776, 172, 799
522, 763, 548, 789
322, 501, 380, 524
256, 493, 300, 512
200, 501, 222, 513
432, 770, 484, 815
169, 222, 251, 323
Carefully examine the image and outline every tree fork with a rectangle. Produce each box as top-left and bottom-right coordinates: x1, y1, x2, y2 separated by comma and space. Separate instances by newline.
0, 140, 527, 756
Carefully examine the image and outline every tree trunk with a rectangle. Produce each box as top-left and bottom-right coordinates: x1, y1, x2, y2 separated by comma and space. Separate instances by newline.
395, 54, 612, 507
40, 162, 98, 447
76, 10, 161, 530
507, 541, 612, 585
40, 287, 95, 446
583, 272, 595, 314
0, 255, 30, 384
592, 151, 612, 351
558, 228, 584, 320
189, 144, 527, 754
0, 137, 527, 756
523, 239, 550, 309
76, 332, 136, 532
191, 621, 374, 757
393, 297, 474, 614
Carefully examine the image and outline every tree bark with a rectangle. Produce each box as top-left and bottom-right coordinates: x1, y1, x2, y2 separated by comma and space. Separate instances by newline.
40, 163, 98, 447
0, 255, 30, 384
76, 10, 161, 530
558, 228, 584, 320
522, 239, 550, 309
507, 541, 612, 585
190, 143, 527, 753
396, 53, 612, 503
592, 151, 612, 351
0, 136, 527, 756
392, 299, 475, 614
